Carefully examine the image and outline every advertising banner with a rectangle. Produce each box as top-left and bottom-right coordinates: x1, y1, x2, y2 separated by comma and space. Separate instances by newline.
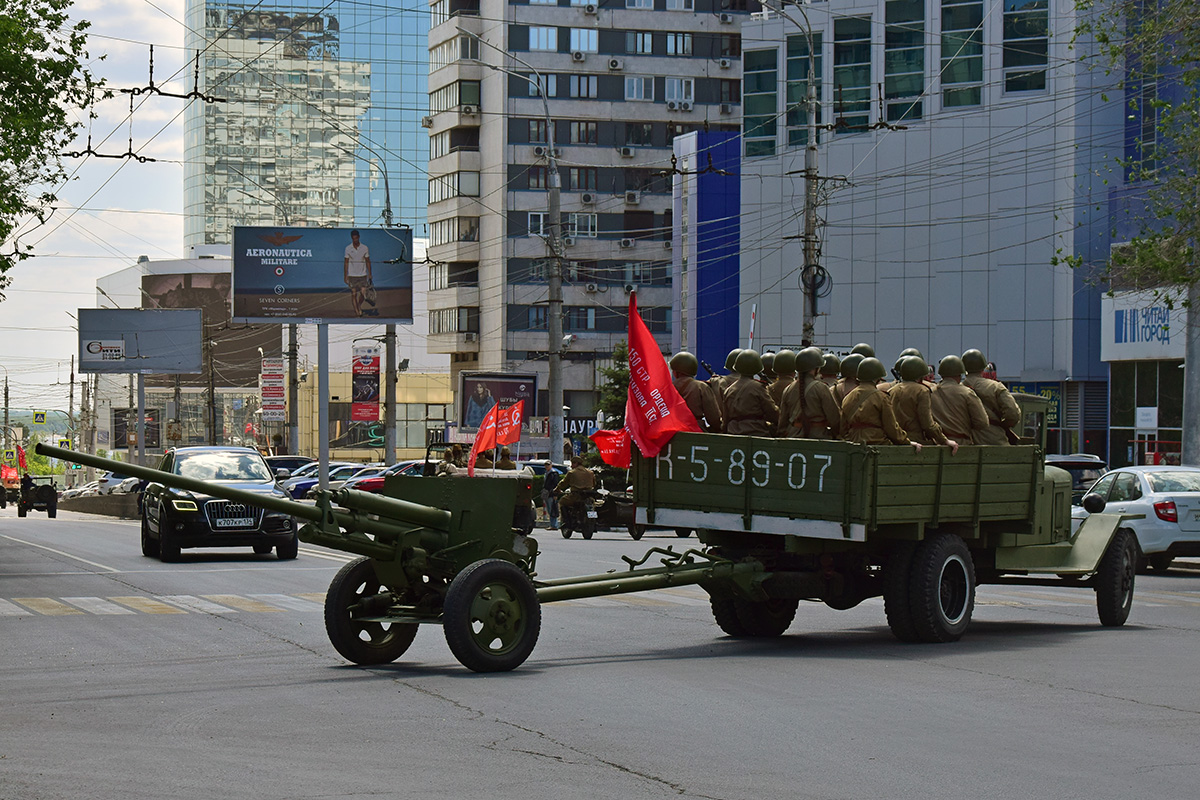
78, 308, 203, 375
260, 357, 286, 422
1100, 287, 1187, 362
351, 344, 381, 422
459, 373, 537, 431
232, 226, 413, 324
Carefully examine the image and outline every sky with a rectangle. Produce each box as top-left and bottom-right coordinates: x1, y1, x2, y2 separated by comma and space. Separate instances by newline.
3, 0, 192, 418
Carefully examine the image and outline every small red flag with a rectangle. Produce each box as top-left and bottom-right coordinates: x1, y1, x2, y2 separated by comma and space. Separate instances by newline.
590, 427, 631, 468
468, 403, 500, 477
624, 295, 700, 457
495, 400, 525, 446
16, 445, 27, 471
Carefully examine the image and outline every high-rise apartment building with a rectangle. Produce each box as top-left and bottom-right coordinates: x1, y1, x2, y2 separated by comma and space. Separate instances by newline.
184, 1, 429, 246
425, 0, 756, 421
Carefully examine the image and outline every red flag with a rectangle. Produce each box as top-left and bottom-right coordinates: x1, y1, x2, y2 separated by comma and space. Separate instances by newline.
16, 445, 27, 471
467, 403, 500, 477
624, 295, 701, 457
495, 400, 525, 446
1, 464, 16, 482
590, 427, 631, 468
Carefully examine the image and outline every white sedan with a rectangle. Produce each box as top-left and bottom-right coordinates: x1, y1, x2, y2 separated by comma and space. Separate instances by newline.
1073, 466, 1200, 572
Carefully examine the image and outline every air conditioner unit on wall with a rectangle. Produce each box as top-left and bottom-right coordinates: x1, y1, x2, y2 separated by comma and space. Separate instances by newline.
533, 145, 547, 157
464, 332, 478, 342
619, 146, 635, 158
581, 192, 596, 204
608, 58, 623, 71
571, 51, 586, 63
624, 190, 641, 204
623, 283, 639, 294
461, 104, 478, 115
563, 236, 576, 247
584, 3, 598, 14
680, 100, 694, 111
718, 58, 732, 70
585, 282, 599, 293
663, 240, 672, 249
719, 13, 734, 24
421, 116, 434, 128
666, 100, 679, 111
619, 238, 635, 249
719, 103, 734, 115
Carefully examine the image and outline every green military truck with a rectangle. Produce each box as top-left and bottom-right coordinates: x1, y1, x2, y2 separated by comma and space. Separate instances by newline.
631, 395, 1137, 642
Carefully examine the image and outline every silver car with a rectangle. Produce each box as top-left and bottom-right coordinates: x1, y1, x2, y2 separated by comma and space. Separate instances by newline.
1073, 466, 1200, 572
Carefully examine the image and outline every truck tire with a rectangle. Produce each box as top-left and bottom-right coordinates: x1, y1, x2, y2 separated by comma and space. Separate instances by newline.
908, 533, 975, 643
710, 593, 748, 637
324, 557, 417, 665
443, 559, 540, 672
884, 541, 919, 642
628, 524, 645, 541
734, 597, 798, 637
1097, 529, 1137, 627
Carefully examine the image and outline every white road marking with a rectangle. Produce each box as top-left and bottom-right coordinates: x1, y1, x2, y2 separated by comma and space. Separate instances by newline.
0, 598, 31, 616
248, 593, 323, 612
156, 595, 239, 613
61, 596, 136, 615
0, 534, 120, 573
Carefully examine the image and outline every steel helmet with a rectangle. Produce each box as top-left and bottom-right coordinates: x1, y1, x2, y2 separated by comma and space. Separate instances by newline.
761, 351, 776, 379
962, 349, 987, 373
938, 355, 966, 378
820, 353, 841, 376
669, 351, 699, 377
839, 353, 864, 380
899, 355, 929, 382
857, 357, 887, 383
734, 349, 763, 377
850, 342, 875, 357
725, 348, 744, 370
794, 346, 824, 373
898, 347, 923, 360
772, 349, 797, 375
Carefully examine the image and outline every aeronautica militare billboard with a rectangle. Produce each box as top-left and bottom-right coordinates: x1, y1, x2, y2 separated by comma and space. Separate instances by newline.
231, 226, 413, 324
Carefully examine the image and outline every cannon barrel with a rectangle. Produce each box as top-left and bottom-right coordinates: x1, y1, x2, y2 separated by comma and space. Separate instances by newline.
34, 444, 451, 534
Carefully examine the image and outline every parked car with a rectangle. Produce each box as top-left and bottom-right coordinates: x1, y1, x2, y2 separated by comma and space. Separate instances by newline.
340, 461, 425, 494
311, 465, 387, 496
1046, 453, 1108, 504
286, 463, 367, 499
1073, 465, 1200, 572
98, 470, 131, 495
140, 446, 299, 562
279, 462, 352, 498
113, 476, 143, 494
61, 481, 99, 501
264, 455, 316, 480
18, 476, 58, 518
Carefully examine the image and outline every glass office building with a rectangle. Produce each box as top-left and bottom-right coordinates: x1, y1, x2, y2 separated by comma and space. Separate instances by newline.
184, 1, 428, 247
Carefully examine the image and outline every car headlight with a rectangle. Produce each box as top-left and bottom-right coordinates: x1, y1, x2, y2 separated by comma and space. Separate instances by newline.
171, 499, 199, 512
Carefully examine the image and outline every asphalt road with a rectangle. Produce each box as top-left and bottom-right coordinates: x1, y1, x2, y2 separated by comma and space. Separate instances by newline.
2, 509, 1199, 800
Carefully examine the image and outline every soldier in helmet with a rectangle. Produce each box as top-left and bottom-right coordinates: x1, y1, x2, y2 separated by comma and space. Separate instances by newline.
889, 356, 959, 454
768, 349, 796, 407
707, 348, 742, 425
778, 347, 841, 439
962, 349, 1021, 445
931, 355, 990, 445
819, 353, 840, 390
759, 351, 777, 386
835, 353, 864, 404
840, 357, 922, 452
670, 351, 723, 432
850, 342, 875, 358
722, 349, 778, 436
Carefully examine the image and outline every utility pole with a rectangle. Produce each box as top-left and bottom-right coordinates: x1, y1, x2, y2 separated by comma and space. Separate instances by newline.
384, 325, 397, 465
288, 324, 299, 455
1183, 282, 1200, 465
801, 72, 819, 347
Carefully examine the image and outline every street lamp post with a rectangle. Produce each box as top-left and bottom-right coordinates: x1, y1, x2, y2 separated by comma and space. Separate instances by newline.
466, 34, 565, 462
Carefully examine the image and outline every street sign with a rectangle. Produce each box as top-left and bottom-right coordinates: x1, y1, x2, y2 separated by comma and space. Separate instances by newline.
57, 438, 70, 449
33, 412, 46, 425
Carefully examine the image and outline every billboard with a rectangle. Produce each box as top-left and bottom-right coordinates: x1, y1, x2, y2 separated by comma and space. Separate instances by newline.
78, 308, 203, 375
231, 226, 413, 323
351, 344, 381, 422
141, 272, 278, 388
458, 373, 537, 432
1100, 287, 1187, 362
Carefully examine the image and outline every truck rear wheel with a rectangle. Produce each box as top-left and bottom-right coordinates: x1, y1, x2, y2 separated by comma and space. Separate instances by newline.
735, 597, 798, 637
884, 541, 919, 642
1096, 529, 1136, 627
908, 533, 975, 643
709, 593, 747, 637
324, 557, 417, 665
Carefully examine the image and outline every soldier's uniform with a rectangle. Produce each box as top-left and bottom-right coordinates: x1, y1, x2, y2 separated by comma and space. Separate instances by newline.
931, 380, 990, 444
779, 374, 841, 439
840, 384, 912, 445
962, 350, 1020, 445
767, 349, 796, 408
674, 375, 723, 432
889, 381, 950, 446
556, 460, 596, 510
724, 375, 778, 436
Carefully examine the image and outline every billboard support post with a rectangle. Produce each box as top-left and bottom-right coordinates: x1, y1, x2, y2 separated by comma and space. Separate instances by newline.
137, 374, 146, 467
318, 324, 330, 490
288, 324, 299, 456
385, 325, 397, 465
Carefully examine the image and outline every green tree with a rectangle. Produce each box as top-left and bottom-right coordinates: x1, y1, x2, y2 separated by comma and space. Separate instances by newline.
1075, 0, 1200, 463
0, 0, 104, 291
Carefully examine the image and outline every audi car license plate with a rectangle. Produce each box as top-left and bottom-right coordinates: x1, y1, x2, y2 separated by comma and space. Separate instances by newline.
586, 510, 598, 519
215, 517, 255, 528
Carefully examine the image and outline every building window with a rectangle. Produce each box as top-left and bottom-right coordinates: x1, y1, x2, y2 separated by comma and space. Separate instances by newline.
720, 34, 741, 58
530, 26, 558, 52
430, 131, 450, 160
665, 77, 694, 102
570, 120, 598, 144
429, 306, 479, 334
529, 119, 548, 144
568, 212, 598, 237
429, 216, 479, 246
528, 165, 548, 190
530, 0, 555, 4
942, 0, 984, 107
568, 167, 598, 191
743, 48, 777, 156
429, 80, 481, 112
528, 211, 548, 237
570, 74, 598, 99
429, 35, 479, 72
625, 76, 654, 101
570, 28, 598, 53
625, 122, 654, 145
625, 0, 652, 8
429, 261, 479, 290
1003, 0, 1049, 92
626, 31, 653, 55
428, 171, 480, 202
665, 33, 693, 56
720, 79, 741, 104
522, 73, 557, 98
833, 16, 871, 132
885, 0, 924, 122
666, 0, 693, 9
785, 33, 823, 145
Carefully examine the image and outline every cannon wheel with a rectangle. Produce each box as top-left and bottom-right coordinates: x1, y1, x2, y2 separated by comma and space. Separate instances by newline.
443, 559, 541, 673
908, 533, 975, 643
324, 557, 417, 665
140, 515, 159, 558
1097, 529, 1137, 627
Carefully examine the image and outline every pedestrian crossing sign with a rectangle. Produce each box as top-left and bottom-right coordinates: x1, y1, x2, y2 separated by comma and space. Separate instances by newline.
58, 438, 70, 449
33, 412, 46, 425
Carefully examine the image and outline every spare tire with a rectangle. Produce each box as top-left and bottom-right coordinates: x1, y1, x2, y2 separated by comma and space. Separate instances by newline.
36, 484, 56, 503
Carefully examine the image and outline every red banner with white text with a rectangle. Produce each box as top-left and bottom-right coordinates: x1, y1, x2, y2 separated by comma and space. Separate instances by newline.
624, 295, 700, 457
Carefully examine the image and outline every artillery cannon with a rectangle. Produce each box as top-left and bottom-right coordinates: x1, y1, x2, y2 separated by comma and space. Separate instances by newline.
35, 443, 761, 672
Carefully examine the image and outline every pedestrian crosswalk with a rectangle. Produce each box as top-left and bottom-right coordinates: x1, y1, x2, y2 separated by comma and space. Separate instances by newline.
1, 586, 1198, 617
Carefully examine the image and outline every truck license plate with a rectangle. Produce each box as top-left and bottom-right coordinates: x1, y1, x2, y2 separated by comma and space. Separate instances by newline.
215, 517, 255, 528
586, 510, 598, 519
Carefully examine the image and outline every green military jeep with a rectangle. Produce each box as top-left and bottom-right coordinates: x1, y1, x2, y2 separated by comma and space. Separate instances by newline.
19, 476, 58, 518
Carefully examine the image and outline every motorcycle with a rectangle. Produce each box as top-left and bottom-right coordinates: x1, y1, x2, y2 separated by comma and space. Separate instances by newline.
558, 487, 600, 540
